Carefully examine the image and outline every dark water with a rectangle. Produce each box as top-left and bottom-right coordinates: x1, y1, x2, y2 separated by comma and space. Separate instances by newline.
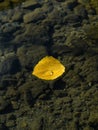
0, 0, 98, 130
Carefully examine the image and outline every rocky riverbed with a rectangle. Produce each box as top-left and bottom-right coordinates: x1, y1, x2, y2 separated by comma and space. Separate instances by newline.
0, 0, 98, 130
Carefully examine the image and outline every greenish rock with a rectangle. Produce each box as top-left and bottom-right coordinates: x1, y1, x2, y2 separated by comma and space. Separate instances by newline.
11, 11, 23, 22
88, 112, 98, 128
5, 86, 19, 99
0, 97, 12, 114
78, 0, 98, 14
17, 45, 47, 69
17, 118, 29, 129
90, 0, 98, 14
84, 126, 94, 130
74, 4, 88, 18
0, 0, 26, 10
22, 0, 41, 9
53, 90, 67, 97
78, 0, 90, 4
0, 54, 21, 75
83, 23, 98, 40
6, 120, 16, 127
17, 23, 50, 45
87, 71, 98, 82
66, 121, 78, 130
23, 8, 46, 23
30, 118, 43, 130
18, 80, 48, 106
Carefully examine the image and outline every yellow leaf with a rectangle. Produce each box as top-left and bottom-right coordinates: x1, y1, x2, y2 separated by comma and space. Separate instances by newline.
32, 56, 65, 80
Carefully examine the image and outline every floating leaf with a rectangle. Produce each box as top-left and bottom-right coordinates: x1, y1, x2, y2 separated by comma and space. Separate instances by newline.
32, 56, 65, 80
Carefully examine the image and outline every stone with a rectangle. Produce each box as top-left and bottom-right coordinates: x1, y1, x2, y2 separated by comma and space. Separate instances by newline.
23, 8, 46, 23
30, 117, 44, 130
84, 126, 94, 130
51, 45, 73, 56
0, 54, 21, 75
66, 0, 78, 10
11, 11, 23, 22
64, 14, 82, 26
22, 0, 41, 9
6, 120, 16, 127
5, 86, 19, 100
18, 80, 48, 106
0, 76, 16, 89
83, 23, 98, 40
17, 45, 47, 69
0, 97, 12, 114
74, 5, 88, 19
88, 112, 98, 129
0, 0, 25, 10
1, 22, 20, 33
66, 121, 79, 130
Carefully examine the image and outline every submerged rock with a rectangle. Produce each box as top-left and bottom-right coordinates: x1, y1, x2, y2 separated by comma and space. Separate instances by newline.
22, 0, 41, 9
0, 97, 12, 114
23, 8, 46, 23
0, 0, 26, 10
0, 54, 21, 75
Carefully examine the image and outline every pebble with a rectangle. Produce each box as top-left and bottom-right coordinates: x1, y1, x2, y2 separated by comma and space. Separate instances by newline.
74, 4, 88, 19
17, 45, 47, 68
1, 22, 20, 33
0, 54, 21, 75
22, 0, 41, 9
23, 8, 46, 23
64, 14, 82, 26
11, 11, 23, 22
0, 97, 12, 114
18, 80, 48, 106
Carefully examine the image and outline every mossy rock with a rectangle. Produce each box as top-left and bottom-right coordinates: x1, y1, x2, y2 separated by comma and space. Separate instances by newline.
90, 0, 98, 14
78, 0, 98, 14
84, 126, 94, 130
0, 0, 26, 10
83, 23, 98, 40
88, 112, 98, 128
